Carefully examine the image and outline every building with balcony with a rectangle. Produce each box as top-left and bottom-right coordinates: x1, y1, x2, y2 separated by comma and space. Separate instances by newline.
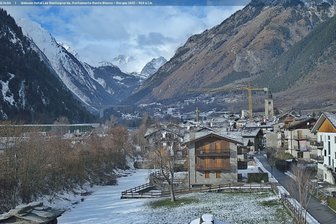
312, 112, 336, 184
183, 131, 242, 187
284, 117, 317, 159
241, 128, 263, 153
144, 124, 185, 161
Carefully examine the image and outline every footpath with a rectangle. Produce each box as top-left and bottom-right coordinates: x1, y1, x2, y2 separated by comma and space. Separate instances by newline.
256, 154, 336, 224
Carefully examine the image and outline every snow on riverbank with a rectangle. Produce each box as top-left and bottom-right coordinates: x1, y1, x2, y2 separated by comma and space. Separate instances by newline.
58, 167, 293, 224
59, 169, 151, 224
142, 192, 293, 224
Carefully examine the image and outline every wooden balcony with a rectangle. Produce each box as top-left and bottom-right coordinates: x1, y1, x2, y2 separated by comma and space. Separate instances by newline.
196, 150, 230, 158
195, 164, 232, 172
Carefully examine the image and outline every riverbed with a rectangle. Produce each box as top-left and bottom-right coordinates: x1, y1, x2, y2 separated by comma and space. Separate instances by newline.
59, 169, 151, 224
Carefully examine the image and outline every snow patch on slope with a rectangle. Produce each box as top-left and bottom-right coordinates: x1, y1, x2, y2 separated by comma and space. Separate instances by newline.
0, 73, 15, 106
19, 80, 26, 108
16, 18, 94, 107
113, 76, 124, 81
140, 56, 167, 79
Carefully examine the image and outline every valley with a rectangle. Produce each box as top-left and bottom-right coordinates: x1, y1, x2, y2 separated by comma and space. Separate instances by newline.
2, 1, 336, 223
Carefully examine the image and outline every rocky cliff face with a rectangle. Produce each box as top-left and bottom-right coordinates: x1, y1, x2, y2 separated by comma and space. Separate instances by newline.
16, 18, 141, 112
129, 0, 336, 105
256, 14, 336, 110
0, 9, 94, 122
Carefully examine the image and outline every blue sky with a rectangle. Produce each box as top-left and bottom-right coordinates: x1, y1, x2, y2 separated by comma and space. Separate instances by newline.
5, 4, 245, 72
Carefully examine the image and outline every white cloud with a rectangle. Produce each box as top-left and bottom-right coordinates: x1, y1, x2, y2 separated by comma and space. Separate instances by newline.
4, 5, 244, 73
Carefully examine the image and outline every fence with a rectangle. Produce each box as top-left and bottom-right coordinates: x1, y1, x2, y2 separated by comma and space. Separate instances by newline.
121, 183, 272, 199
271, 183, 318, 224
121, 183, 156, 199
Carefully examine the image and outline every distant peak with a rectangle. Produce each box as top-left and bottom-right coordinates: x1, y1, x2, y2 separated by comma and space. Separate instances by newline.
112, 55, 135, 65
140, 56, 167, 78
57, 42, 79, 57
98, 61, 117, 67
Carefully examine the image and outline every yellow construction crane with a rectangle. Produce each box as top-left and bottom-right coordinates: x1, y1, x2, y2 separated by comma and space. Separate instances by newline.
242, 86, 269, 121
189, 86, 271, 121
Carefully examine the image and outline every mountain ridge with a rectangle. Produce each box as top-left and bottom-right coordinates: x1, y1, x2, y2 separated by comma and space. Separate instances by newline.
16, 18, 141, 112
127, 0, 336, 107
0, 8, 94, 123
255, 14, 336, 110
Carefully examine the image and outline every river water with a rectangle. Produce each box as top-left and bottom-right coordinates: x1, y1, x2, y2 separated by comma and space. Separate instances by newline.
58, 169, 151, 224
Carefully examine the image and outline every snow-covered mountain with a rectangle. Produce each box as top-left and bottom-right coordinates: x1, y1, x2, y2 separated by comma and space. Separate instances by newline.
58, 42, 80, 58
110, 55, 136, 73
0, 9, 94, 122
16, 19, 141, 112
140, 56, 167, 79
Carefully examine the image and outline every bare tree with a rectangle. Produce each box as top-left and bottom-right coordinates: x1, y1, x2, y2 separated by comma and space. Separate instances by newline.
0, 122, 25, 210
148, 131, 181, 202
0, 121, 135, 213
132, 113, 151, 153
151, 146, 176, 201
290, 164, 313, 224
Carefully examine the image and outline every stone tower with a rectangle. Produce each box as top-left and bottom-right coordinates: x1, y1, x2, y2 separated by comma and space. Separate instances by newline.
265, 91, 274, 119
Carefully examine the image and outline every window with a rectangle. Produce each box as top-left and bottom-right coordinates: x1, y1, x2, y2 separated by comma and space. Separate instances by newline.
328, 135, 330, 140
325, 150, 327, 156
335, 136, 336, 144
216, 172, 221, 178
204, 144, 210, 153
205, 172, 210, 179
329, 157, 331, 166
298, 152, 303, 158
328, 142, 331, 155
215, 142, 221, 153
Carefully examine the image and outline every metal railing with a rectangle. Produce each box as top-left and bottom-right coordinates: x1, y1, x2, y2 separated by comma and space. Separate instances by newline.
121, 183, 153, 196
121, 183, 272, 199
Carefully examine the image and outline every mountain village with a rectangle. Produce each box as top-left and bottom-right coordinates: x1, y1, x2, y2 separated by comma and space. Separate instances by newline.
2, 98, 336, 223
2, 0, 336, 223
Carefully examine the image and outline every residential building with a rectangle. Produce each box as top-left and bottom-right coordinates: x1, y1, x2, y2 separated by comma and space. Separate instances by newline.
144, 125, 185, 160
312, 112, 336, 184
183, 131, 242, 187
241, 128, 263, 153
278, 111, 301, 128
284, 118, 317, 160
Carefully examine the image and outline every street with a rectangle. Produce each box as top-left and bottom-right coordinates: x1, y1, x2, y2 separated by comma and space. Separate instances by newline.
256, 154, 336, 224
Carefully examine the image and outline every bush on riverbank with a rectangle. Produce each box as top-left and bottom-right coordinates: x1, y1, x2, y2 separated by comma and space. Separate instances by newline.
0, 123, 133, 213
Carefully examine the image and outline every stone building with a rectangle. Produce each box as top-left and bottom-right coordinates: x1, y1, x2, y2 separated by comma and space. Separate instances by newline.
184, 131, 242, 187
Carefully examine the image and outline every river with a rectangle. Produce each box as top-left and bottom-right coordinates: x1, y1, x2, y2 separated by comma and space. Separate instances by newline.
58, 169, 151, 224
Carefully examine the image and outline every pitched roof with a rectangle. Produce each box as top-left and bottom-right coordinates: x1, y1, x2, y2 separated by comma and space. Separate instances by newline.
287, 117, 317, 130
144, 127, 183, 138
241, 128, 262, 137
311, 112, 336, 133
183, 131, 243, 145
